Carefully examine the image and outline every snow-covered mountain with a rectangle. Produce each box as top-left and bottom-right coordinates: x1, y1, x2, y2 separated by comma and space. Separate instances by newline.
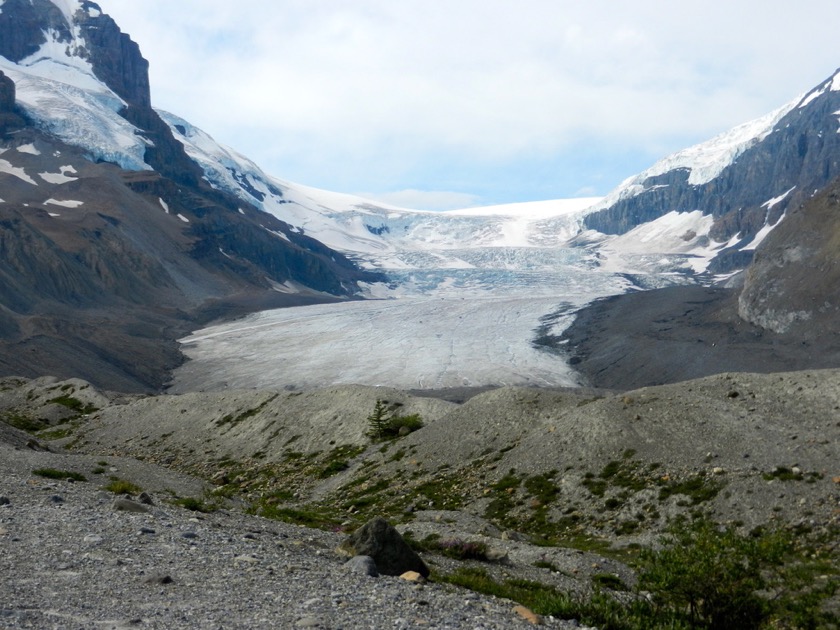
157, 65, 840, 296
583, 70, 840, 273
0, 0, 380, 391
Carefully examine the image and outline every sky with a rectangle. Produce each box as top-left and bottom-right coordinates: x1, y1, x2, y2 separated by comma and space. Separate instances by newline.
100, 1, 840, 211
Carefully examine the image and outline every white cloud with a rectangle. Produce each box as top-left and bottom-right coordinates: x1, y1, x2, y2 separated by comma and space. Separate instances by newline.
100, 1, 840, 202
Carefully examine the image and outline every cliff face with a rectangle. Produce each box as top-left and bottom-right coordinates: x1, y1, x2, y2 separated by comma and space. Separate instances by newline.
0, 70, 24, 133
583, 70, 840, 273
738, 177, 840, 334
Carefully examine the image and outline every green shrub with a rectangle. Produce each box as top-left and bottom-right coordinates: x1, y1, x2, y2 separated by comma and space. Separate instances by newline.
104, 478, 143, 495
48, 395, 98, 415
32, 468, 87, 482
441, 519, 838, 630
173, 497, 214, 513
318, 459, 350, 478
366, 399, 424, 441
436, 539, 490, 561
638, 519, 785, 629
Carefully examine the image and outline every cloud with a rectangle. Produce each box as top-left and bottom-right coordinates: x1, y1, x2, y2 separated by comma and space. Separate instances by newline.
101, 1, 840, 203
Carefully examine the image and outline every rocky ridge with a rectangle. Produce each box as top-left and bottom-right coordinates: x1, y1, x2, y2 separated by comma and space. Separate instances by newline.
582, 68, 840, 274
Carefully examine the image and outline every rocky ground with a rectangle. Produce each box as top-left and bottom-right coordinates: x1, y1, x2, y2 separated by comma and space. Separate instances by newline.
1, 458, 589, 628
0, 372, 838, 627
558, 285, 840, 391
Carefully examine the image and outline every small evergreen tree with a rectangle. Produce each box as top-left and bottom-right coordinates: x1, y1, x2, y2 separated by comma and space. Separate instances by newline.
366, 399, 390, 440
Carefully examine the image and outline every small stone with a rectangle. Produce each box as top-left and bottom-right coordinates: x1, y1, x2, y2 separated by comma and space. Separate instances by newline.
139, 528, 156, 535
833, 476, 840, 485
295, 616, 322, 628
400, 571, 426, 583
84, 534, 104, 545
0, 528, 8, 536
138, 492, 154, 505
181, 532, 198, 540
344, 555, 379, 577
485, 547, 509, 563
0, 496, 10, 506
47, 495, 64, 504
112, 499, 150, 514
712, 467, 725, 475
234, 555, 259, 564
144, 573, 173, 585
513, 605, 542, 625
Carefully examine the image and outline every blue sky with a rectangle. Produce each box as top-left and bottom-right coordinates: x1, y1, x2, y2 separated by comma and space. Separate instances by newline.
102, 1, 840, 210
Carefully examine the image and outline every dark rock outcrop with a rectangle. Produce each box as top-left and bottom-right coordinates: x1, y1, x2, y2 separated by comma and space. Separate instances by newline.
0, 71, 15, 110
0, 0, 72, 63
75, 3, 151, 109
0, 70, 24, 133
339, 517, 429, 578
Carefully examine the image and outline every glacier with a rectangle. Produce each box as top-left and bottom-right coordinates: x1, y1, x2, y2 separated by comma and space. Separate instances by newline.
160, 110, 764, 392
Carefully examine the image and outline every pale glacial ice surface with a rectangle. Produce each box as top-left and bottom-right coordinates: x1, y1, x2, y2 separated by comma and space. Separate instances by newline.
171, 295, 591, 392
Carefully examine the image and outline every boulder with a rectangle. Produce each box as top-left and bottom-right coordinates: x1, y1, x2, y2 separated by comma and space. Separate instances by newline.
338, 517, 429, 578
343, 555, 379, 578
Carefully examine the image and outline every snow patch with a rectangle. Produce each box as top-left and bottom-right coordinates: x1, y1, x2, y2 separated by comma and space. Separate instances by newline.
38, 165, 78, 184
268, 229, 291, 243
48, 212, 61, 217
740, 187, 795, 252
16, 143, 41, 155
159, 198, 170, 213
44, 198, 83, 208
742, 215, 784, 252
177, 213, 190, 223
0, 159, 38, 185
596, 210, 727, 275
761, 186, 795, 210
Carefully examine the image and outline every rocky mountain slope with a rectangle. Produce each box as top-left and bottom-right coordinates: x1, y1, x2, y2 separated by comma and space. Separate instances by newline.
582, 69, 840, 274
739, 173, 840, 334
0, 1, 381, 391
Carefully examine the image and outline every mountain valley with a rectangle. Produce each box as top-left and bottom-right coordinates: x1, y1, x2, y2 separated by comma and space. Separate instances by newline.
0, 2, 839, 627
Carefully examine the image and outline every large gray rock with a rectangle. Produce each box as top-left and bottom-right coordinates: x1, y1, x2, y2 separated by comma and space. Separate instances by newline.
339, 517, 429, 578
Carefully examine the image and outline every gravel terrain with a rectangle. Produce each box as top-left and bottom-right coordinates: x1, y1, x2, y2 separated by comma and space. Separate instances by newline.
559, 285, 840, 390
0, 441, 589, 629
1, 370, 838, 628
